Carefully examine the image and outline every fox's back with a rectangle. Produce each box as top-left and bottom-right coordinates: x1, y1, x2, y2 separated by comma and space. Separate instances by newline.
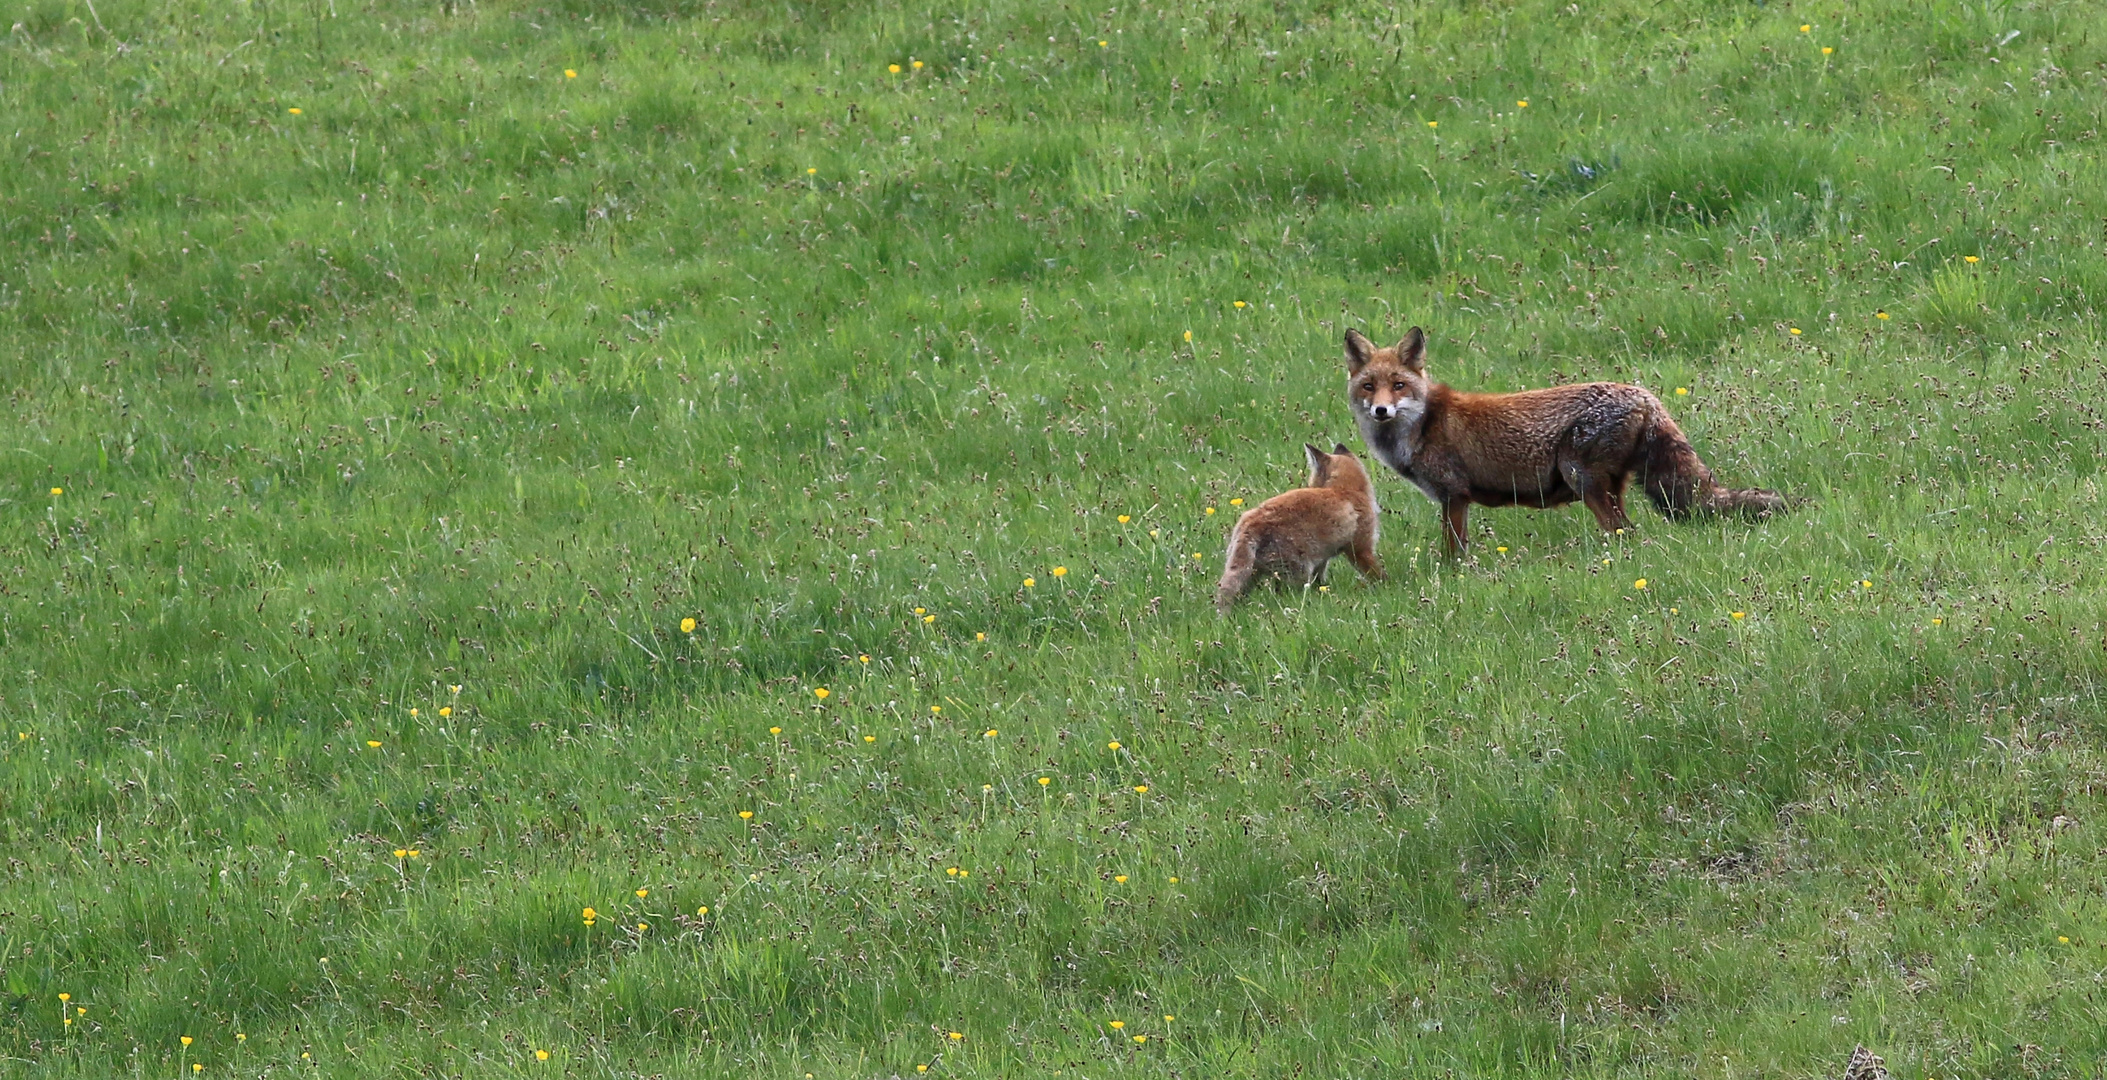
1435, 381, 1663, 475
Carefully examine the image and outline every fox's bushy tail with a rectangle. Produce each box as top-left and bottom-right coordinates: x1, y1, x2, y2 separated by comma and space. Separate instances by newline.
1638, 411, 1788, 521
1214, 526, 1258, 615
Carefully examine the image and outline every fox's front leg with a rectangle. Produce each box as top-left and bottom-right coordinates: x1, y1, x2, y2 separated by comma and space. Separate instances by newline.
1350, 523, 1386, 581
1441, 498, 1471, 556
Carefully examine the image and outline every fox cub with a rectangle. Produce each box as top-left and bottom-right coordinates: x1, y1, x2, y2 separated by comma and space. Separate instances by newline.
1344, 327, 1787, 554
1215, 444, 1384, 615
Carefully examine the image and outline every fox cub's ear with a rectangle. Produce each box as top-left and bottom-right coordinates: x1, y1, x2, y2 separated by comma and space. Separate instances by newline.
1304, 443, 1332, 483
1333, 443, 1351, 456
1397, 327, 1428, 373
1343, 329, 1377, 373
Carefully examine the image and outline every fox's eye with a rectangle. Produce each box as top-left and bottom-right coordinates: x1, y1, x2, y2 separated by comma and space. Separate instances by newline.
1360, 383, 1374, 393
1393, 382, 1407, 392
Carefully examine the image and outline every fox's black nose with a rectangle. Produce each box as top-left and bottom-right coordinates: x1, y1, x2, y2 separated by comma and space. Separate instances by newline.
1370, 404, 1394, 421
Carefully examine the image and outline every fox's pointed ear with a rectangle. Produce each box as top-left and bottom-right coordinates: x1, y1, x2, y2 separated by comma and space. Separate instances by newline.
1397, 327, 1428, 373
1333, 442, 1351, 456
1344, 329, 1377, 373
1304, 443, 1331, 482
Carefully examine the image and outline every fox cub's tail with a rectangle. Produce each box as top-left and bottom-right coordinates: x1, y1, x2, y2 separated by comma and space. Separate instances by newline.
1638, 412, 1789, 521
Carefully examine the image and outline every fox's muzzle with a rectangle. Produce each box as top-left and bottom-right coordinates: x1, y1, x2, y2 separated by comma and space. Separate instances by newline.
1368, 404, 1396, 421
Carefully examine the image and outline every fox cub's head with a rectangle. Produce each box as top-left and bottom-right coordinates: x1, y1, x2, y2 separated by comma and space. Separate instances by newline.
1343, 327, 1430, 426
1303, 443, 1371, 492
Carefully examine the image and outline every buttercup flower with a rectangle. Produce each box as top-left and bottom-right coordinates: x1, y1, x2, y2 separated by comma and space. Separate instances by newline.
681, 618, 697, 633
1117, 514, 1130, 523
536, 1050, 550, 1061
889, 64, 901, 73
814, 687, 830, 700
564, 69, 577, 79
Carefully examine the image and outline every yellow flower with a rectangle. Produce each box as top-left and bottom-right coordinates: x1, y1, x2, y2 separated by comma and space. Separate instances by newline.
697, 905, 709, 916
1109, 1020, 1125, 1029
58, 993, 69, 1002
1134, 785, 1148, 793
1169, 876, 1178, 884
1232, 300, 1246, 308
409, 708, 419, 717
1601, 558, 1612, 566
889, 64, 901, 73
1165, 1014, 1175, 1022
1821, 46, 1833, 55
958, 870, 969, 878
1731, 611, 1746, 620
1134, 1035, 1148, 1044
1799, 23, 1811, 32
288, 107, 302, 114
814, 687, 830, 699
947, 867, 959, 877
681, 617, 697, 633
1789, 327, 1802, 335
564, 69, 577, 79
1496, 546, 1509, 554
536, 1050, 550, 1061
1052, 566, 1068, 577
1114, 874, 1128, 883
807, 167, 817, 175
1117, 514, 1131, 524
1182, 330, 1192, 342
49, 487, 62, 496
864, 735, 877, 743
915, 607, 926, 615
1024, 577, 1036, 588
636, 922, 647, 931
1098, 40, 1108, 47
1038, 777, 1051, 786
194, 1065, 203, 1074
975, 632, 986, 642
982, 783, 992, 793
1516, 99, 1529, 108
1107, 740, 1121, 750
950, 1030, 965, 1040
1964, 255, 1980, 264
366, 740, 382, 748
636, 888, 649, 899
234, 1032, 242, 1040
1427, 120, 1438, 128
1861, 579, 1872, 589
922, 614, 935, 623
930, 706, 941, 715
1932, 617, 1943, 626
1204, 507, 1216, 515
2059, 935, 2070, 944
408, 849, 421, 857
983, 728, 997, 737
182, 1036, 194, 1047
1229, 498, 1243, 507
739, 810, 754, 820
770, 726, 782, 735
1633, 579, 1647, 590
582, 907, 598, 920
911, 60, 923, 69
450, 685, 461, 694
394, 848, 408, 859
439, 706, 452, 718
1675, 387, 1689, 395
917, 1067, 928, 1074
1876, 311, 1890, 320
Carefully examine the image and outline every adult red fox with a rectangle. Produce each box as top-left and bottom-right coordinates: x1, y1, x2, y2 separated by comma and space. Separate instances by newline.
1344, 327, 1786, 555
1215, 444, 1384, 614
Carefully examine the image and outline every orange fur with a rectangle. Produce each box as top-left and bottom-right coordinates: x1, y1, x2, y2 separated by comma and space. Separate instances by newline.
1344, 327, 1787, 555
1215, 444, 1385, 614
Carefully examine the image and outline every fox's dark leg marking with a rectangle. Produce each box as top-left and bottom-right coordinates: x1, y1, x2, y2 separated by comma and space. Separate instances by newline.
1441, 498, 1471, 556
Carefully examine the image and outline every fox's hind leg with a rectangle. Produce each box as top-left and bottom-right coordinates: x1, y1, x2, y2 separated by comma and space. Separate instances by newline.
1562, 461, 1634, 533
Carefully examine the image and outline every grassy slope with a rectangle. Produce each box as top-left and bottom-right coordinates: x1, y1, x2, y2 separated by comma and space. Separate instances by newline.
4, 0, 2107, 1075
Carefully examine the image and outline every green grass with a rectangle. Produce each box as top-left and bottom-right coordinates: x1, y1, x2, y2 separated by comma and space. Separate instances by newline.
5, 0, 2107, 1075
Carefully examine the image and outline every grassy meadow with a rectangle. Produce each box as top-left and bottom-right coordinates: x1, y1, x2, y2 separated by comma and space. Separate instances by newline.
7, 0, 2107, 1075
